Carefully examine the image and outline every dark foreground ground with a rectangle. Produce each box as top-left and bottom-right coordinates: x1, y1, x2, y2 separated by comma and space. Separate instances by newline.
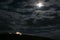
0, 33, 55, 40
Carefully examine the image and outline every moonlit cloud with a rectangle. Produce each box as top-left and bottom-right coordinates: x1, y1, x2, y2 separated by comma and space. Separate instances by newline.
0, 0, 60, 40
36, 2, 44, 8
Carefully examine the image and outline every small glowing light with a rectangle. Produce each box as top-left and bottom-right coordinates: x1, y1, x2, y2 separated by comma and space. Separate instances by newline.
36, 2, 44, 8
16, 32, 22, 35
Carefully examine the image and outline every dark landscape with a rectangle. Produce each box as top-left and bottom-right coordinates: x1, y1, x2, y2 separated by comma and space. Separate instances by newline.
0, 33, 55, 40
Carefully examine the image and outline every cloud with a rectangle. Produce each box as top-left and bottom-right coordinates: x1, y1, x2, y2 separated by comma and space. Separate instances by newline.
0, 0, 60, 40
0, 0, 14, 4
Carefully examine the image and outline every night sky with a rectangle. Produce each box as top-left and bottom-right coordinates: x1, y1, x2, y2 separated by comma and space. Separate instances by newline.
0, 0, 60, 40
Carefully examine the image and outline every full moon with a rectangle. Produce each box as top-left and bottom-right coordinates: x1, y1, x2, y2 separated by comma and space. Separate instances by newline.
36, 2, 44, 8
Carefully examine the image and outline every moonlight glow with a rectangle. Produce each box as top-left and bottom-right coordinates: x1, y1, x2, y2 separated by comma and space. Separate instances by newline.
36, 2, 44, 8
